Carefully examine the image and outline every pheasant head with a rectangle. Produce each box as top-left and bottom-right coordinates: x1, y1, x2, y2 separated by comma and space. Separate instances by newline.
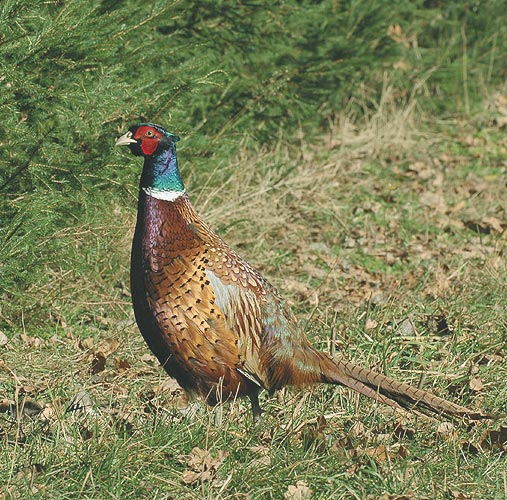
115, 123, 184, 201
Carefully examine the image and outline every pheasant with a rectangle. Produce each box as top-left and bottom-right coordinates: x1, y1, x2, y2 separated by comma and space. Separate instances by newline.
115, 123, 487, 423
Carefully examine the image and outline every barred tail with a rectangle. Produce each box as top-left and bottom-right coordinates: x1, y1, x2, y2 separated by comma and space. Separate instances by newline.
317, 352, 490, 420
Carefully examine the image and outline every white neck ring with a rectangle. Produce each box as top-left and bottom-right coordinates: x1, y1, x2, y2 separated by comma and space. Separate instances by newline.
142, 187, 185, 202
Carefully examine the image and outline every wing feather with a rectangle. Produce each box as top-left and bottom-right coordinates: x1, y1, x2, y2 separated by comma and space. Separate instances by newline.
206, 269, 270, 389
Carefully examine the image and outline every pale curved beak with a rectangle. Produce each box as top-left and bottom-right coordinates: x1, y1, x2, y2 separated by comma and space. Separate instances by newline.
115, 131, 138, 147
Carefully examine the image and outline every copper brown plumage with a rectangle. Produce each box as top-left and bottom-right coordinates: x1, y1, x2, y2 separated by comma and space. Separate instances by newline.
116, 123, 488, 423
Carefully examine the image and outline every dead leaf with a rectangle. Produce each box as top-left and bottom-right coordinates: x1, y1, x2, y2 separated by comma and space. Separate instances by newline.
386, 24, 414, 48
181, 469, 212, 485
78, 337, 94, 350
393, 422, 416, 440
15, 463, 45, 481
448, 200, 466, 213
140, 353, 157, 364
437, 421, 456, 440
378, 494, 415, 500
154, 378, 189, 410
393, 60, 410, 71
285, 279, 311, 299
20, 334, 43, 348
115, 358, 131, 372
179, 447, 228, 485
0, 399, 13, 414
395, 444, 410, 459
0, 331, 8, 346
462, 217, 503, 235
350, 420, 366, 437
469, 377, 483, 393
494, 93, 507, 114
365, 443, 409, 464
365, 319, 378, 330
90, 352, 106, 374
330, 435, 356, 459
248, 445, 271, 467
94, 338, 120, 357
424, 272, 450, 298
284, 480, 313, 500
67, 391, 94, 414
449, 490, 471, 500
156, 378, 183, 394
371, 291, 389, 307
39, 403, 57, 423
365, 444, 388, 463
19, 383, 35, 395
259, 427, 275, 445
476, 353, 504, 366
396, 317, 417, 336
408, 161, 433, 180
185, 447, 226, 470
435, 315, 451, 335
482, 216, 505, 233
301, 415, 327, 452
478, 426, 507, 452
420, 191, 447, 213
495, 115, 507, 129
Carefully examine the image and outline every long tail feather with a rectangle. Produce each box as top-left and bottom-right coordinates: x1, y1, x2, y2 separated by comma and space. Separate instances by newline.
318, 353, 490, 420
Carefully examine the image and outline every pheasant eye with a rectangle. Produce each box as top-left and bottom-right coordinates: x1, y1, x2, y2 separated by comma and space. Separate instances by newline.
146, 130, 154, 137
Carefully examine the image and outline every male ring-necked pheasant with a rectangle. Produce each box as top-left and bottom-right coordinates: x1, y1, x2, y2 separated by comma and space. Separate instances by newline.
116, 123, 486, 423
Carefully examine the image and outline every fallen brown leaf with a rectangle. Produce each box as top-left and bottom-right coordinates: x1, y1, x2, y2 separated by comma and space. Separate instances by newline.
179, 447, 228, 485
365, 443, 410, 464
396, 317, 417, 336
350, 420, 366, 437
156, 378, 183, 395
90, 352, 106, 374
365, 444, 388, 463
408, 160, 433, 180
468, 376, 483, 393
248, 445, 271, 467
15, 463, 45, 481
478, 426, 507, 452
151, 378, 189, 410
420, 191, 446, 213
284, 480, 313, 500
378, 494, 416, 500
78, 337, 94, 350
0, 399, 13, 414
463, 219, 496, 235
424, 271, 450, 298
449, 490, 471, 500
115, 358, 131, 372
393, 421, 416, 440
437, 421, 456, 440
365, 319, 378, 331
67, 391, 94, 414
301, 415, 327, 451
20, 334, 43, 348
39, 401, 58, 424
0, 331, 8, 346
140, 353, 157, 364
94, 338, 120, 357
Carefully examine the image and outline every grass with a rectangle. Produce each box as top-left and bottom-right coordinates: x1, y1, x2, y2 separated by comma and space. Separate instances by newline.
1, 96, 507, 499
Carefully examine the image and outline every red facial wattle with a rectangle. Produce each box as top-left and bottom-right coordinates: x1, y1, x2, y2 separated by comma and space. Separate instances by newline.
134, 125, 161, 156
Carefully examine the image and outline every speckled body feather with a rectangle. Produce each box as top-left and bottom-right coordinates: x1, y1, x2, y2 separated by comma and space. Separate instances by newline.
117, 123, 488, 422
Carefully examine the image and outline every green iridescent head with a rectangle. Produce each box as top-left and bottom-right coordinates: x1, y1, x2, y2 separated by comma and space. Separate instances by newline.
116, 123, 184, 193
